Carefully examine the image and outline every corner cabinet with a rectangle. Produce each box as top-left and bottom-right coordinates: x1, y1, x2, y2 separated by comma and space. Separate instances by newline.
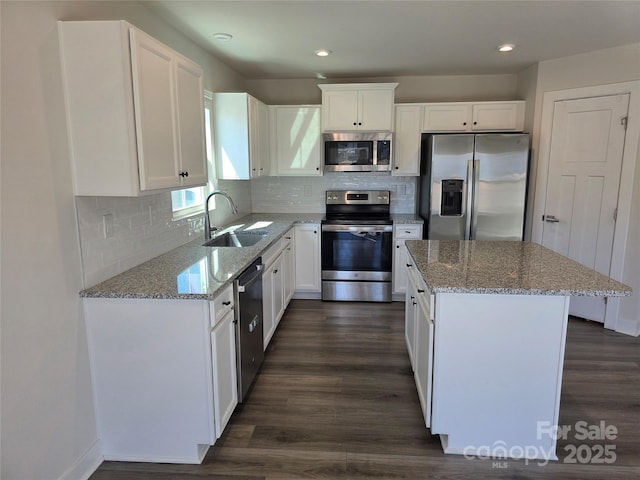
213, 93, 270, 180
422, 101, 525, 132
59, 21, 207, 196
319, 83, 398, 132
270, 106, 322, 176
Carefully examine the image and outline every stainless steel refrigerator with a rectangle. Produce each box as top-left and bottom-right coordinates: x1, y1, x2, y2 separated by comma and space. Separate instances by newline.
418, 133, 530, 240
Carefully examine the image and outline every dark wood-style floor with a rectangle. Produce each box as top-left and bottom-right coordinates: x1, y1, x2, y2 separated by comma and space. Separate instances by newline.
91, 300, 640, 479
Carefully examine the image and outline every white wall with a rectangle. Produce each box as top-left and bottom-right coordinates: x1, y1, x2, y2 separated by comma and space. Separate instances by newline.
528, 43, 640, 335
246, 73, 518, 104
0, 2, 244, 479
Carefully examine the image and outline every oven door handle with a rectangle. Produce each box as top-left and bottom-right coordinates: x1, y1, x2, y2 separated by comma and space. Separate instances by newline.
321, 224, 393, 233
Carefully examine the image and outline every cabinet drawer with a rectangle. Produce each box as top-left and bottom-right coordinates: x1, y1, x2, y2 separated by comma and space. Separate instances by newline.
262, 241, 282, 268
211, 285, 234, 328
395, 224, 423, 239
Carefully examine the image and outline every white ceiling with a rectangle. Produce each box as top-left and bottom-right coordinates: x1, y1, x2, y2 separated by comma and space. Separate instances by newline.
145, 0, 640, 80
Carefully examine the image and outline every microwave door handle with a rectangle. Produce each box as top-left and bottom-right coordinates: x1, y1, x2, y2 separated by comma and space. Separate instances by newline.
372, 140, 377, 165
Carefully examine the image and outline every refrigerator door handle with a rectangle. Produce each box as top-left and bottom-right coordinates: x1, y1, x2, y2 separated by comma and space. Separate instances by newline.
465, 159, 474, 239
470, 159, 480, 239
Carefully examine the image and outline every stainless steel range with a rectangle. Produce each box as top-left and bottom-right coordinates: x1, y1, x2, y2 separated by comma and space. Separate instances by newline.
321, 190, 393, 302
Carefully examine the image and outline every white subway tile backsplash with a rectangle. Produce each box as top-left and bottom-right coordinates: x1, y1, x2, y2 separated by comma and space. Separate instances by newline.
76, 175, 414, 288
250, 174, 417, 214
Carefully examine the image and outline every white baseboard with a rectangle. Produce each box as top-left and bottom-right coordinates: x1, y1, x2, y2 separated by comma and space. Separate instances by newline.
58, 439, 103, 480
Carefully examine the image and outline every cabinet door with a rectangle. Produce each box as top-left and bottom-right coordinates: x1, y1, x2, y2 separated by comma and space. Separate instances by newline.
414, 291, 434, 428
294, 224, 321, 292
175, 57, 207, 187
358, 89, 394, 131
248, 95, 262, 178
257, 101, 271, 176
262, 261, 276, 350
272, 254, 285, 325
130, 29, 180, 190
393, 241, 409, 294
211, 308, 238, 438
214, 93, 251, 180
405, 265, 418, 371
322, 90, 359, 131
273, 106, 322, 175
471, 102, 524, 131
282, 233, 296, 305
393, 105, 422, 176
422, 104, 472, 132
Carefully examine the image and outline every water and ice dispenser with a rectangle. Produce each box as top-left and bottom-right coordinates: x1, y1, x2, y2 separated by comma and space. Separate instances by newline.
440, 179, 464, 216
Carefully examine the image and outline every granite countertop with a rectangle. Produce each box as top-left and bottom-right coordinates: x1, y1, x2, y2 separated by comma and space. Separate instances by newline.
405, 240, 632, 297
81, 213, 323, 300
81, 212, 424, 301
391, 214, 423, 224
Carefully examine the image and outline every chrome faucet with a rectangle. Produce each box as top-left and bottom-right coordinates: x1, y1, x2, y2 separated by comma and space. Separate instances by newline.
204, 190, 239, 240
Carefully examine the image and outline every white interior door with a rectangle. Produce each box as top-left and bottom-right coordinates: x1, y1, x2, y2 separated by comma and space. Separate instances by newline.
541, 94, 629, 322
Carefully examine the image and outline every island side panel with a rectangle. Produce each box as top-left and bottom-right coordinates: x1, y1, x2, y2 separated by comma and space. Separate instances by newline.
430, 293, 569, 460
84, 298, 214, 463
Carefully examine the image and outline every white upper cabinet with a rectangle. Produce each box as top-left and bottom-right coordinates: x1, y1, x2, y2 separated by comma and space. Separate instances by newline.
214, 93, 270, 180
270, 106, 322, 176
422, 101, 525, 132
59, 21, 206, 196
319, 83, 398, 132
393, 105, 422, 176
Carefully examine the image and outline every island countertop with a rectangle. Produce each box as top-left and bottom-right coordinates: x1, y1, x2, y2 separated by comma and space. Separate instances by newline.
405, 240, 632, 297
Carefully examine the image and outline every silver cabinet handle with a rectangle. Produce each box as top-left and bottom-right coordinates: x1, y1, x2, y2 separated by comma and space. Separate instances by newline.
543, 215, 560, 223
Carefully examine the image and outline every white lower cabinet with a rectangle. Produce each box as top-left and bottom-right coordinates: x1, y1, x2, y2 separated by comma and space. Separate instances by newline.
263, 251, 284, 349
294, 224, 321, 294
393, 224, 423, 295
84, 298, 215, 463
210, 307, 238, 439
282, 231, 296, 304
404, 264, 418, 371
404, 261, 434, 428
262, 228, 295, 350
413, 280, 434, 429
84, 288, 239, 463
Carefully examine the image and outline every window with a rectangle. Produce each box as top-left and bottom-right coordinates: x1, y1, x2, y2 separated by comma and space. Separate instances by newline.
171, 90, 215, 218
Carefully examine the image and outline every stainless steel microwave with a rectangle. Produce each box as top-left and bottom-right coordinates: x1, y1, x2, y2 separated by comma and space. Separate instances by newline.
323, 132, 392, 172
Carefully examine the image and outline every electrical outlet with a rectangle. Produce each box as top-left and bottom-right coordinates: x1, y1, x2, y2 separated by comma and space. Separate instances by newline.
398, 184, 407, 195
102, 214, 114, 238
304, 185, 312, 197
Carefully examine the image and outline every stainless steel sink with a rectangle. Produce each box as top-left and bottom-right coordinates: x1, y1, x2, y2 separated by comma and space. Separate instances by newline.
202, 231, 269, 248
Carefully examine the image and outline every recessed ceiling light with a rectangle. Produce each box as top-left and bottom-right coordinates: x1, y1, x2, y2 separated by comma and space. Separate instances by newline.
498, 44, 514, 53
213, 33, 233, 41
316, 73, 327, 80
315, 49, 332, 57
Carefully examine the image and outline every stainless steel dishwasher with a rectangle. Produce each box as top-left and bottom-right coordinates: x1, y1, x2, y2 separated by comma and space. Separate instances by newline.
234, 257, 264, 402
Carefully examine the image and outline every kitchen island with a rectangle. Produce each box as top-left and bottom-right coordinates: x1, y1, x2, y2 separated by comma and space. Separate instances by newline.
404, 240, 631, 462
